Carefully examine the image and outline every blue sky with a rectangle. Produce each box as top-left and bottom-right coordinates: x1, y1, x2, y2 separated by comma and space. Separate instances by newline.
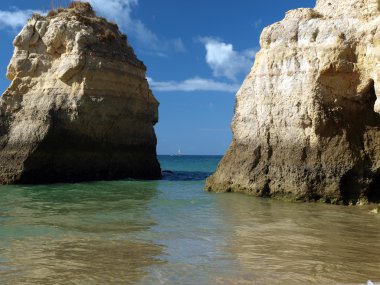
0, 0, 315, 155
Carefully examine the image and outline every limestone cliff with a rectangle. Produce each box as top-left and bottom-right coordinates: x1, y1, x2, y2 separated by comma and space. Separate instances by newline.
0, 2, 161, 184
206, 0, 380, 204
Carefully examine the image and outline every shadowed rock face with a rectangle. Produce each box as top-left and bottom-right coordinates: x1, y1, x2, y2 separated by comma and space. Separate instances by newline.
206, 0, 380, 204
0, 2, 161, 184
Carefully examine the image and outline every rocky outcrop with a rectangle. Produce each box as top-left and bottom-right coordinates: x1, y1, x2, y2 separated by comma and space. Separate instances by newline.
206, 0, 380, 204
0, 2, 161, 184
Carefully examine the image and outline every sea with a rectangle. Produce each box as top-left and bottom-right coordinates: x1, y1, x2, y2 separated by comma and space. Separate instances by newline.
0, 155, 380, 284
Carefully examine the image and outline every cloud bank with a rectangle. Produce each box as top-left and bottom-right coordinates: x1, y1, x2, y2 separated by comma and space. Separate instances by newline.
147, 77, 239, 93
0, 9, 42, 30
87, 0, 185, 54
0, 0, 184, 55
200, 37, 256, 81
148, 37, 257, 93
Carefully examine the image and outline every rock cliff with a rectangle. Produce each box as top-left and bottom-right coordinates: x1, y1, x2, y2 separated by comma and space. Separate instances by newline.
206, 0, 380, 204
0, 2, 161, 184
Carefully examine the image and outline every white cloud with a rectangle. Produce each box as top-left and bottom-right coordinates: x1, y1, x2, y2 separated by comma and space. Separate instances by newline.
0, 1, 184, 55
147, 77, 239, 93
88, 0, 185, 54
0, 9, 42, 30
199, 37, 256, 81
146, 37, 257, 93
146, 38, 256, 94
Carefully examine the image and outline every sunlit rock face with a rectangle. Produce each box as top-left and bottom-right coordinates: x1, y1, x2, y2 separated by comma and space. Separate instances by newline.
206, 0, 380, 204
0, 2, 161, 184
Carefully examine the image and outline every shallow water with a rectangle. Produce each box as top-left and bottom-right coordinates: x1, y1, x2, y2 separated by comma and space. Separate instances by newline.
0, 155, 380, 284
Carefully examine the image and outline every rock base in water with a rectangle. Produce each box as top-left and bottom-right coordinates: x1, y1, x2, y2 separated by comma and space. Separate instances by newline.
206, 0, 380, 204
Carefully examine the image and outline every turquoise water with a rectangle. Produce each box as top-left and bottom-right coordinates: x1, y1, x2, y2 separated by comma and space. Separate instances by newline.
0, 155, 380, 284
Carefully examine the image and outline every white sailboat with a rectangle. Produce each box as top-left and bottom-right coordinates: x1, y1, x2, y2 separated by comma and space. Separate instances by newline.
176, 147, 182, 156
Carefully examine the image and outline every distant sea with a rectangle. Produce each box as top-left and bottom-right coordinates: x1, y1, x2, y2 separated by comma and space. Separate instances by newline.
0, 155, 380, 284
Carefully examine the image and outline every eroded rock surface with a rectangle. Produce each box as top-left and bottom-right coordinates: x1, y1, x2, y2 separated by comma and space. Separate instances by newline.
0, 2, 161, 184
206, 0, 380, 204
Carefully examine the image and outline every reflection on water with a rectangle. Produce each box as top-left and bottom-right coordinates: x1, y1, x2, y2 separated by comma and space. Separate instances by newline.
0, 181, 163, 284
0, 155, 380, 284
214, 194, 380, 284
2, 238, 162, 284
